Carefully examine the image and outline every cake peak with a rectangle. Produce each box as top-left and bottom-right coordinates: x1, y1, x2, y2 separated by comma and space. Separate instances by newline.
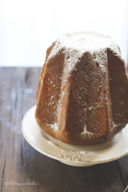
48, 32, 121, 61
58, 32, 112, 51
36, 32, 128, 145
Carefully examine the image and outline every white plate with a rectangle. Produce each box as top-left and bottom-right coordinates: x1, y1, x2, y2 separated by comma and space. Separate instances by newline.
22, 106, 128, 167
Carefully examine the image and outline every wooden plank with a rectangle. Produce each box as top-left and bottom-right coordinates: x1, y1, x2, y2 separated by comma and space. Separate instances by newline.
117, 157, 128, 190
86, 162, 124, 192
0, 68, 40, 192
0, 67, 127, 192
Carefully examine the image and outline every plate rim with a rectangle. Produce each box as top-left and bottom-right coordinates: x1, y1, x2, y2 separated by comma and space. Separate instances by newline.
22, 105, 128, 167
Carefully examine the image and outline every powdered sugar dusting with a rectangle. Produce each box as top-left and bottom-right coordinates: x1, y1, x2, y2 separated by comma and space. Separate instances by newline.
80, 124, 94, 137
48, 32, 121, 61
93, 49, 107, 73
47, 32, 122, 75
59, 32, 114, 52
48, 123, 58, 131
45, 32, 124, 138
112, 121, 125, 130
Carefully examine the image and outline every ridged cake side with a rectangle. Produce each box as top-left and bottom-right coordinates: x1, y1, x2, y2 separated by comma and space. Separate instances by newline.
35, 32, 128, 145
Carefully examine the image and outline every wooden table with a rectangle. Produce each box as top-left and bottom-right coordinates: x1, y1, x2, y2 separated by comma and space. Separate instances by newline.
0, 67, 128, 192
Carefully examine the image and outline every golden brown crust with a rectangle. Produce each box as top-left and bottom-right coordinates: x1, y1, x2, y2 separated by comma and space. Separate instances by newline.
35, 40, 128, 146
36, 42, 56, 101
107, 49, 128, 125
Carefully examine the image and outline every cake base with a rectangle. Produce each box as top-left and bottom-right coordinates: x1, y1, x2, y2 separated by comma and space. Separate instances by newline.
22, 106, 128, 167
